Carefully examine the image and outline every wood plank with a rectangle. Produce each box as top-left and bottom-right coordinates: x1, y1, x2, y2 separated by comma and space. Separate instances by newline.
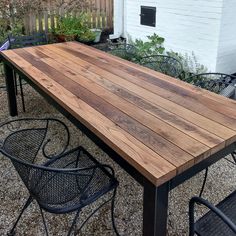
32, 46, 226, 151
27, 47, 215, 159
1, 49, 176, 186
15, 48, 197, 172
59, 43, 236, 131
70, 41, 236, 109
68, 42, 236, 119
39, 44, 236, 142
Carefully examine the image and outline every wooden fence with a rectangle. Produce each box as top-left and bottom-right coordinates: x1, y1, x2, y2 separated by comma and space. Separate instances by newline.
23, 0, 113, 34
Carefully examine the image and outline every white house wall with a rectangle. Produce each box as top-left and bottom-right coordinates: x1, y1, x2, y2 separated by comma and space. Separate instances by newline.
216, 0, 236, 74
123, 0, 224, 72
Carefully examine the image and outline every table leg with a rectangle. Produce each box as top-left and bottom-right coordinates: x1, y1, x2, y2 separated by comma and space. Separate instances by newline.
4, 63, 18, 116
143, 181, 169, 236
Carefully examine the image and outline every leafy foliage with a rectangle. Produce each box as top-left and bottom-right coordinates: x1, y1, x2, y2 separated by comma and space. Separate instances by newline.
0, 0, 90, 44
53, 15, 95, 42
129, 33, 165, 58
166, 51, 208, 81
126, 33, 208, 80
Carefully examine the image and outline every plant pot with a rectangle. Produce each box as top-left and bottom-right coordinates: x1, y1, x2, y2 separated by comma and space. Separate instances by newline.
76, 39, 94, 45
54, 34, 76, 43
91, 29, 102, 43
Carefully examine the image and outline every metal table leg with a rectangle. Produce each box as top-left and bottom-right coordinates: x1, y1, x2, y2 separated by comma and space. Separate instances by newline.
4, 63, 18, 116
143, 181, 169, 236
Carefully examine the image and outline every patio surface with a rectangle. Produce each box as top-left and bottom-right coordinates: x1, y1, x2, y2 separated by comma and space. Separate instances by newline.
0, 74, 235, 235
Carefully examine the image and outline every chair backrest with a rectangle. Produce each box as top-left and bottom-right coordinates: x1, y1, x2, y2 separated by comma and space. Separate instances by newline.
108, 43, 138, 61
139, 55, 183, 78
8, 33, 48, 49
0, 118, 70, 162
187, 73, 236, 95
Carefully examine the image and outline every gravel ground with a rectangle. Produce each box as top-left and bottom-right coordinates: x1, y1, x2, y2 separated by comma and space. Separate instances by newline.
0, 73, 235, 236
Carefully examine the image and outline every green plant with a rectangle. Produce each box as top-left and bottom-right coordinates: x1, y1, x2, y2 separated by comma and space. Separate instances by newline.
53, 14, 95, 42
0, 21, 23, 44
78, 29, 96, 42
54, 15, 86, 36
166, 51, 208, 81
129, 33, 165, 58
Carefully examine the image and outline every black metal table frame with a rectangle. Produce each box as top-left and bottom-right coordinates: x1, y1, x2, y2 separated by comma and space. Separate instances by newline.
2, 60, 236, 236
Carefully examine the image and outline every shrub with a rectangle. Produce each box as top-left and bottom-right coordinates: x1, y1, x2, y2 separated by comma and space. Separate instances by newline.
53, 15, 95, 42
166, 51, 208, 81
129, 33, 165, 58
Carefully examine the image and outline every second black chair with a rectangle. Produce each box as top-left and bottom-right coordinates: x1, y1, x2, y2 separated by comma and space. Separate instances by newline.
189, 193, 236, 236
187, 73, 236, 94
138, 55, 183, 78
186, 73, 236, 197
7, 32, 48, 112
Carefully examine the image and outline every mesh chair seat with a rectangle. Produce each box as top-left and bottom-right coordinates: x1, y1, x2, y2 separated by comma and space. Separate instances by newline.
194, 191, 236, 236
34, 147, 118, 214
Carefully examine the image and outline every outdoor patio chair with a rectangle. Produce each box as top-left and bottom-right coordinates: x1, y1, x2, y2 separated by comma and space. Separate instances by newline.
138, 55, 183, 78
187, 73, 236, 94
108, 42, 138, 61
8, 33, 48, 49
189, 192, 236, 236
7, 32, 48, 112
0, 118, 119, 236
186, 73, 236, 198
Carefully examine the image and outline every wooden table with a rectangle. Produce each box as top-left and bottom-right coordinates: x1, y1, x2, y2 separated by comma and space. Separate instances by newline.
1, 42, 236, 235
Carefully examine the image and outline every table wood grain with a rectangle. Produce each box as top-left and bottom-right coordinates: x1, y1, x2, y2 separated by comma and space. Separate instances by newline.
2, 42, 236, 186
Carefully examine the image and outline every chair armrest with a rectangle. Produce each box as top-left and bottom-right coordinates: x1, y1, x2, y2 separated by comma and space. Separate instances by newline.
42, 118, 70, 159
189, 196, 236, 235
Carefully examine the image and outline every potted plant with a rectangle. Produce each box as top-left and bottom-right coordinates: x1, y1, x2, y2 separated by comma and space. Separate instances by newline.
76, 29, 96, 45
53, 15, 90, 42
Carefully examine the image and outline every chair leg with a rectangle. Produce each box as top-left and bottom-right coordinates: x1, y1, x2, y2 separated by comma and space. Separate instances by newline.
67, 210, 80, 236
19, 76, 26, 112
231, 152, 236, 164
111, 189, 120, 236
13, 71, 17, 95
39, 207, 49, 236
199, 168, 208, 198
8, 196, 33, 236
74, 192, 119, 235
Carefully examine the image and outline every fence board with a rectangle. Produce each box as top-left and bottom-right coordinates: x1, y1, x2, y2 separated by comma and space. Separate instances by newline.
24, 0, 113, 34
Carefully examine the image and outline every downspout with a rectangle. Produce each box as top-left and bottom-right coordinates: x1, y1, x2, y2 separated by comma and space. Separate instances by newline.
109, 0, 124, 39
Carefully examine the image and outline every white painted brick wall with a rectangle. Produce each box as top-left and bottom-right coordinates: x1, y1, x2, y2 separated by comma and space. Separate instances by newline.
123, 0, 226, 72
216, 0, 236, 74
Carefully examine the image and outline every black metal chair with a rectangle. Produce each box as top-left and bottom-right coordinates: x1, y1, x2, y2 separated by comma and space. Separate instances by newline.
8, 33, 48, 49
189, 193, 236, 236
108, 43, 138, 61
138, 55, 183, 78
7, 33, 48, 112
0, 118, 119, 236
186, 73, 236, 198
187, 73, 236, 94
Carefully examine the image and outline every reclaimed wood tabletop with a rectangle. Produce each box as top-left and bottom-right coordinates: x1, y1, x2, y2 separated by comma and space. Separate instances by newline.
2, 42, 236, 187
